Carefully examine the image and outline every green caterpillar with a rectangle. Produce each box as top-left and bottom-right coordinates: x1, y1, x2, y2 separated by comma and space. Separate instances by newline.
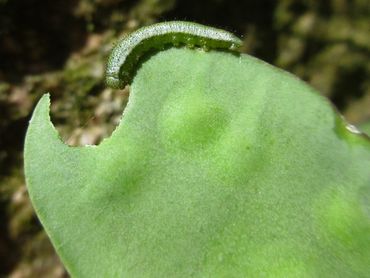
105, 21, 243, 89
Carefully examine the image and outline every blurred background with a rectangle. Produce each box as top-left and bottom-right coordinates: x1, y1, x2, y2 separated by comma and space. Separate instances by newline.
0, 0, 369, 276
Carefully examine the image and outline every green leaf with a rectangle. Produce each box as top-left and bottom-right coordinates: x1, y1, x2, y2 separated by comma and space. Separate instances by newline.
25, 48, 370, 277
359, 120, 370, 136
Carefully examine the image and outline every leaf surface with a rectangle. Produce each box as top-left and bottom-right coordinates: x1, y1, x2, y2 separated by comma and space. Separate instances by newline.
25, 48, 370, 277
